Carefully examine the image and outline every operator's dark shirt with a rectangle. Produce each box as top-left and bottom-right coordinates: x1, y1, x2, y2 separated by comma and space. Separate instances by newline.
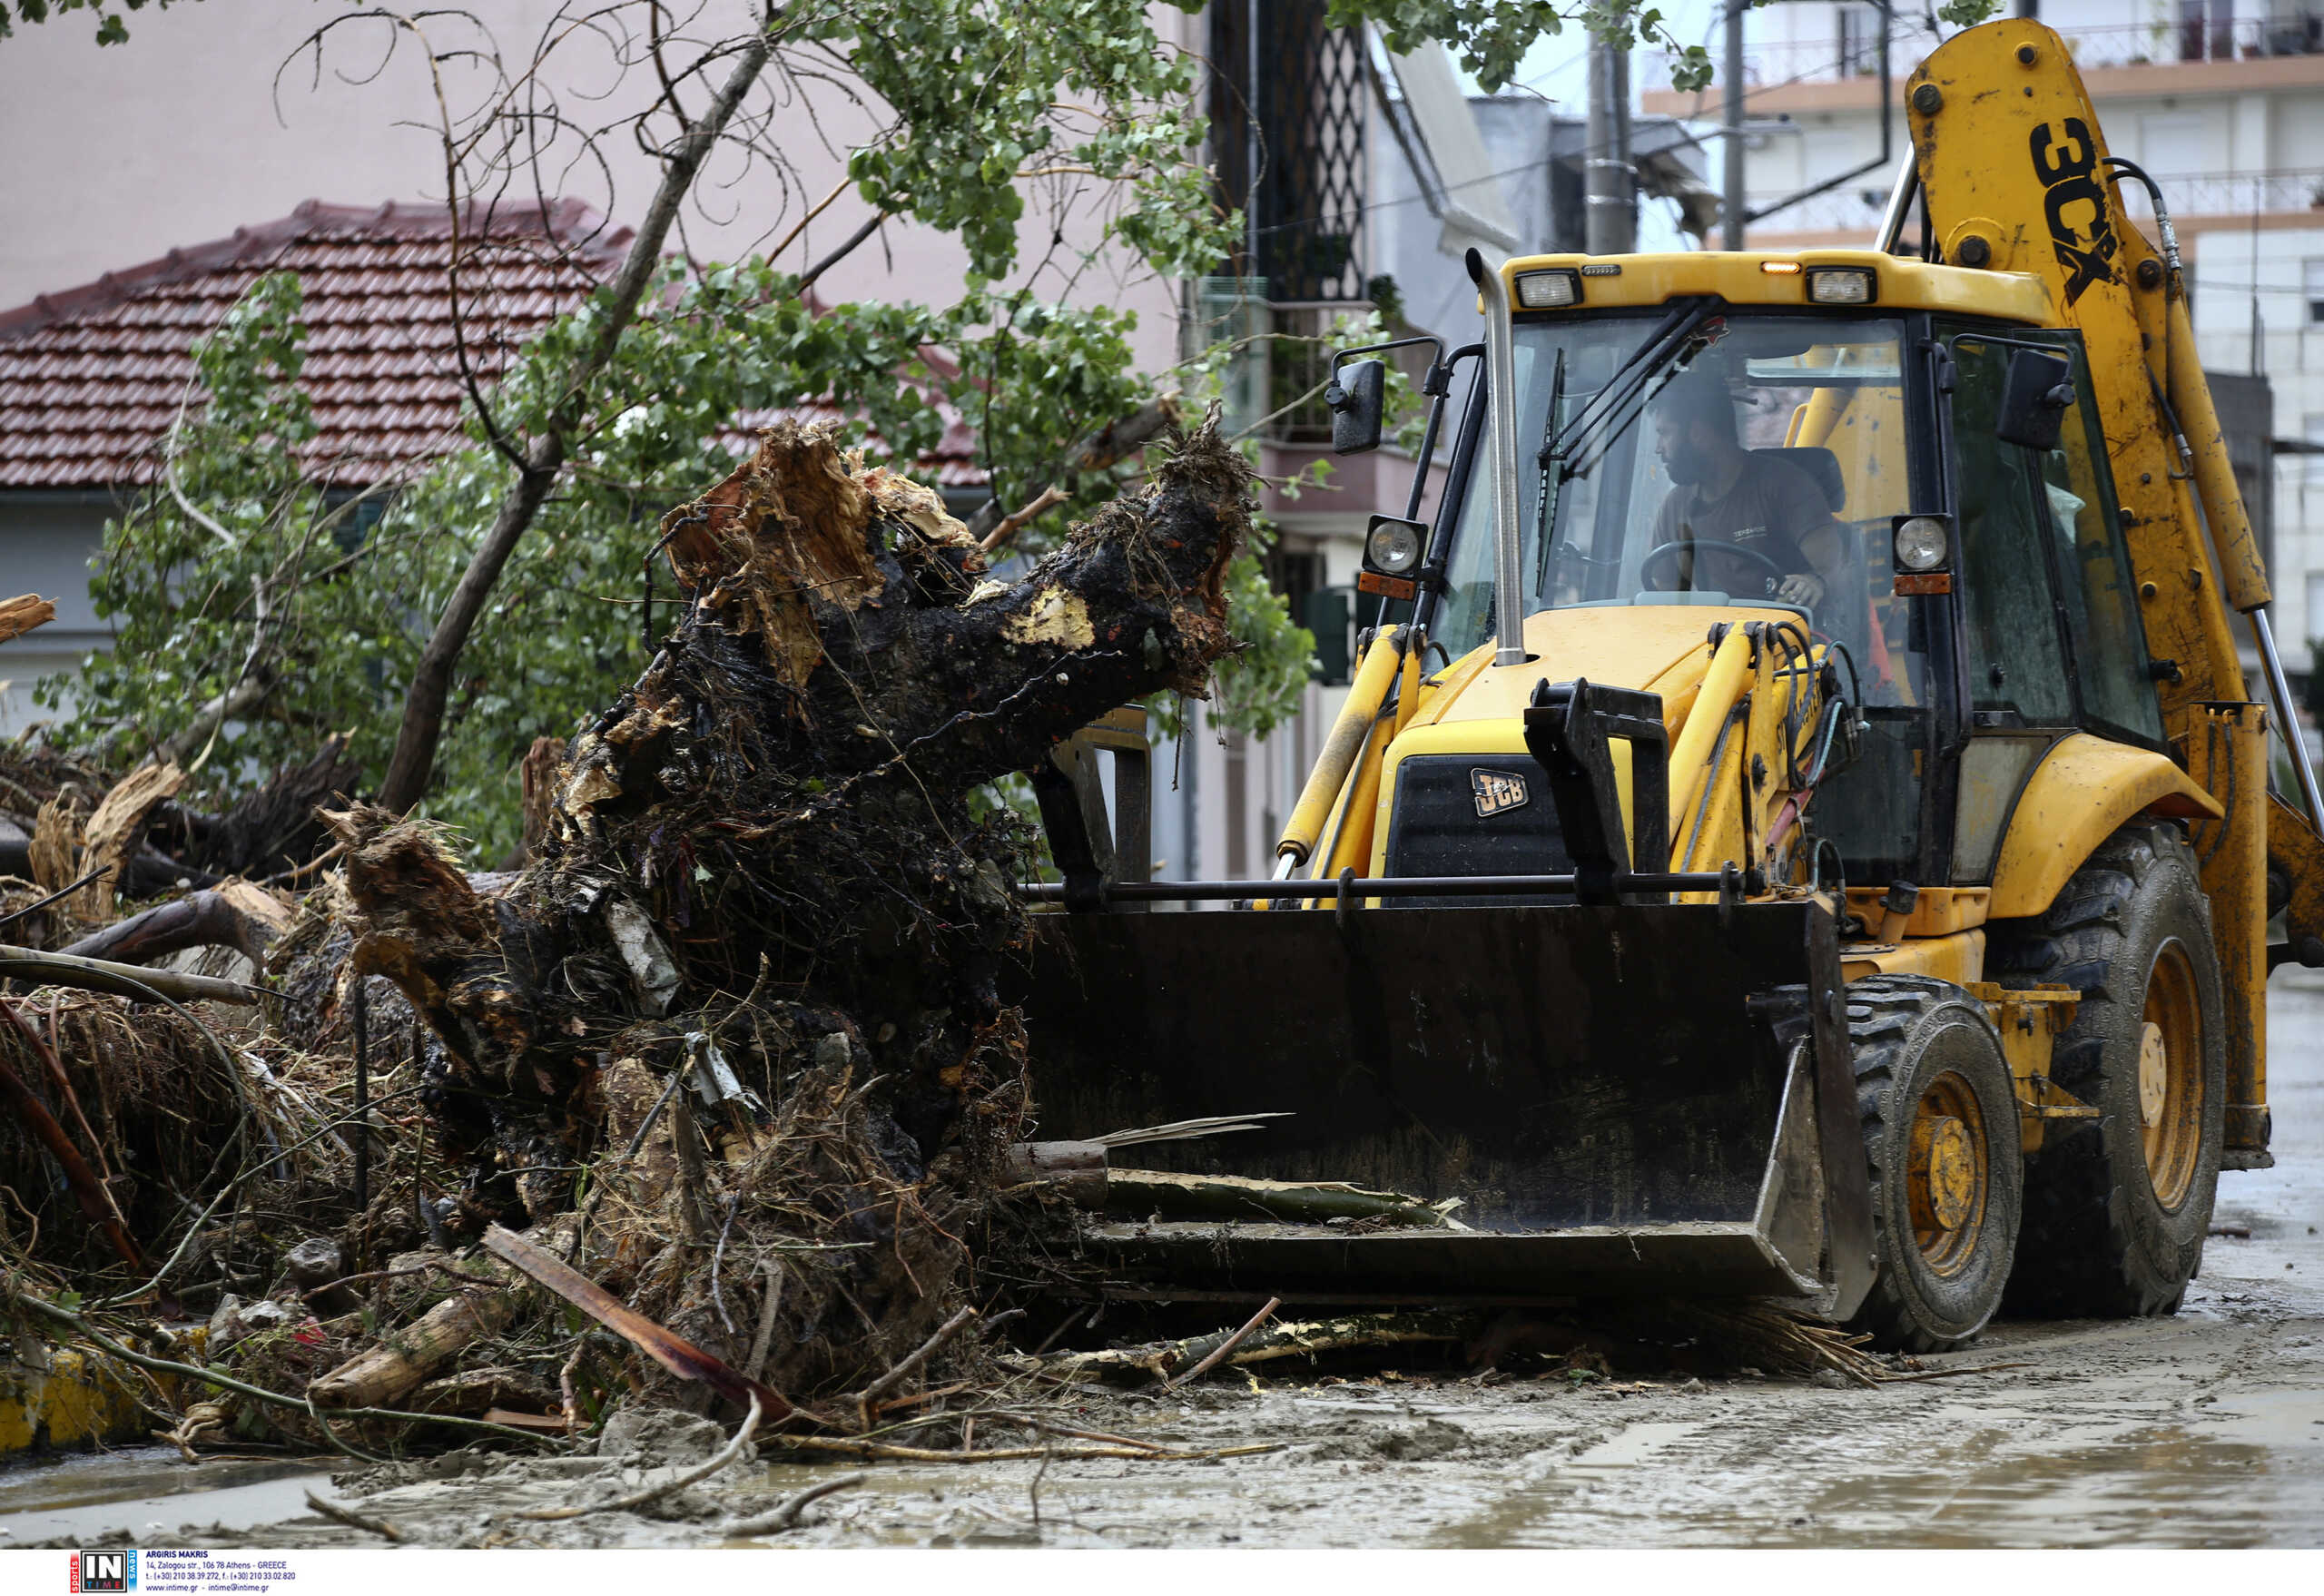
1651, 451, 1833, 576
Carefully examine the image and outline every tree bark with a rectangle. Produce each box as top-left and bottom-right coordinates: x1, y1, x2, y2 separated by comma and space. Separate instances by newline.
374, 31, 778, 813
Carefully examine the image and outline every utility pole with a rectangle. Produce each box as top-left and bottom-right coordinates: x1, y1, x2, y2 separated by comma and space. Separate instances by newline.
1722, 0, 1747, 250
1585, 29, 1637, 253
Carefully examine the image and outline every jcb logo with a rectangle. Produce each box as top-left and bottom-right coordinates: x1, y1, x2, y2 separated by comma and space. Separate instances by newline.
1471, 768, 1530, 818
2029, 119, 2117, 304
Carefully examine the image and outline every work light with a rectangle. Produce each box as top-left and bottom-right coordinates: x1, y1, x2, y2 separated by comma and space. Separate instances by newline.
1515, 270, 1581, 309
1807, 267, 1876, 304
1366, 516, 1425, 576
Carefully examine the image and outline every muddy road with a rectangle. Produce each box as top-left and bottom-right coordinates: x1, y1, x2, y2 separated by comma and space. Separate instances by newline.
7, 975, 2323, 1550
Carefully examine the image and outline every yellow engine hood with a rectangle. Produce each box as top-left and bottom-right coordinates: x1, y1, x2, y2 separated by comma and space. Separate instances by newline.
1361, 603, 1801, 875
1411, 603, 1797, 732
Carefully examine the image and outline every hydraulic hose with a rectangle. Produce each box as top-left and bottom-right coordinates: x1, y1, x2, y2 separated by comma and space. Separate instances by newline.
1665, 626, 1758, 863
1275, 625, 1406, 867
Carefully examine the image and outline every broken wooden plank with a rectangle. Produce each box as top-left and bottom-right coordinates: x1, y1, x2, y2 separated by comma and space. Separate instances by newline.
481, 1224, 803, 1424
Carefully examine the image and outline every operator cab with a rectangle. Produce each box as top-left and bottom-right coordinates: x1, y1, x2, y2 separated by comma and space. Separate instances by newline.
1344, 252, 2169, 897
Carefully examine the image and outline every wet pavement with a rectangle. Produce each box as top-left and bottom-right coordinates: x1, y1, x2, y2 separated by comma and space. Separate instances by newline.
5, 971, 2322, 1549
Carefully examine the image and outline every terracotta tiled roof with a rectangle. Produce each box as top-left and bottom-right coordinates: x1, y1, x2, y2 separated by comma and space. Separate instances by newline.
0, 199, 987, 493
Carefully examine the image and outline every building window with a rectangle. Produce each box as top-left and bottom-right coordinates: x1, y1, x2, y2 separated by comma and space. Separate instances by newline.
1837, 5, 1881, 76
2305, 261, 2324, 323
2175, 0, 2237, 61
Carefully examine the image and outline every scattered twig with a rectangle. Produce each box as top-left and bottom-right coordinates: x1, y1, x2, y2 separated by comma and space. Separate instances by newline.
1166, 1296, 1280, 1390
0, 866, 110, 931
1876, 1361, 2034, 1384
744, 1259, 783, 1386
722, 1471, 866, 1537
304, 1491, 407, 1542
854, 1305, 978, 1430
977, 485, 1068, 555
517, 1394, 762, 1522
260, 836, 349, 887
772, 1434, 1279, 1463
0, 1002, 144, 1268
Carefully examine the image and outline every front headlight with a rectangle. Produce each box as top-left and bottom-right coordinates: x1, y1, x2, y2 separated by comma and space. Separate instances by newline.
1893, 515, 1951, 572
1366, 515, 1425, 576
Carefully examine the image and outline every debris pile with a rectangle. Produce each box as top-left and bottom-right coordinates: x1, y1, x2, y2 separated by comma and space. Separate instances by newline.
0, 420, 1888, 1493
1, 417, 1288, 1453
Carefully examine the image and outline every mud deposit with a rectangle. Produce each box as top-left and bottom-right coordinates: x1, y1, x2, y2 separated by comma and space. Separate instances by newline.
9, 973, 2323, 1550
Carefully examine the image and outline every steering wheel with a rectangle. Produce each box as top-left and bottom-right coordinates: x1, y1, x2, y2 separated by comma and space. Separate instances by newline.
1637, 539, 1801, 606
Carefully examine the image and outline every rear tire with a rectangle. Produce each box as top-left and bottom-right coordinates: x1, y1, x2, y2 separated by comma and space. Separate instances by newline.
1842, 976, 2024, 1354
1984, 821, 2226, 1317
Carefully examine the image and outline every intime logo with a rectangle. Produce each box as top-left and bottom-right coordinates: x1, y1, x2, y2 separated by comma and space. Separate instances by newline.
69, 1550, 136, 1592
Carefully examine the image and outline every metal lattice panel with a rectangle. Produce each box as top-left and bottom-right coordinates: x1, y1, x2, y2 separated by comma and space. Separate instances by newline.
1208, 0, 1367, 301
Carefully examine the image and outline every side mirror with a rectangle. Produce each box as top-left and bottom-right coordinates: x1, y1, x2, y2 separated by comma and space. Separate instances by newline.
1327, 358, 1385, 455
1995, 348, 2075, 451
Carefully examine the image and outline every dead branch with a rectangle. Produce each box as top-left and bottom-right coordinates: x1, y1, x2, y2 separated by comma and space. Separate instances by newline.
60, 888, 282, 969
1165, 1296, 1281, 1389
303, 1492, 407, 1542
0, 594, 54, 645
0, 944, 265, 1007
483, 1225, 803, 1424
722, 1471, 865, 1536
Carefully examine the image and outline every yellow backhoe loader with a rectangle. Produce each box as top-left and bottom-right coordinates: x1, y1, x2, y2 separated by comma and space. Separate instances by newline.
1013, 18, 2324, 1351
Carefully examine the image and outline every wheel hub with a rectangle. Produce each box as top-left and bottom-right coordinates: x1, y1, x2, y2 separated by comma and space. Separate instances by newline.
2138, 1020, 2169, 1129
1910, 1113, 1978, 1233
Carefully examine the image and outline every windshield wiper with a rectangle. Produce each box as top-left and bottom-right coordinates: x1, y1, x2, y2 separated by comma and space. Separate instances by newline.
1531, 346, 1568, 598
1544, 301, 1722, 483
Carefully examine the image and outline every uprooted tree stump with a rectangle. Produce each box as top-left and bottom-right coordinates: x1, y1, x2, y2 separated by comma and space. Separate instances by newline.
311, 416, 1253, 1401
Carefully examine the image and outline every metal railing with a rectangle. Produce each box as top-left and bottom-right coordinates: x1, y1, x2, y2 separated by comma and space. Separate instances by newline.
1644, 15, 2324, 94
1748, 167, 2324, 236
2139, 168, 2324, 216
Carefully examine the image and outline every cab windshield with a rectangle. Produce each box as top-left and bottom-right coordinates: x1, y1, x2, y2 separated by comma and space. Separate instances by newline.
1433, 310, 1918, 702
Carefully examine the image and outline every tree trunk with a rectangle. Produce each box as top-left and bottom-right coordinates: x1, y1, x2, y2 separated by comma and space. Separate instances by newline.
374, 31, 777, 813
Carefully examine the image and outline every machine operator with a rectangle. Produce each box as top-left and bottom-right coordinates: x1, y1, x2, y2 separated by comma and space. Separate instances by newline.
1649, 380, 1845, 611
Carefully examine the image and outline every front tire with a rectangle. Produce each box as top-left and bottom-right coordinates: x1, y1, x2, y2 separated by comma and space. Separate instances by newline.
1843, 976, 2024, 1353
1985, 822, 2227, 1316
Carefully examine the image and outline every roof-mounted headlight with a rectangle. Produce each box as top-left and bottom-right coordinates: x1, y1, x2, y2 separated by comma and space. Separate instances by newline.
1807, 267, 1876, 304
1515, 270, 1581, 309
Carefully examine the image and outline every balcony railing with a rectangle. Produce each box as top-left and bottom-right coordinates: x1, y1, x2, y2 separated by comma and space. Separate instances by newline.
1189, 283, 1389, 446
1749, 168, 2324, 237
2140, 168, 2324, 216
1644, 15, 2324, 95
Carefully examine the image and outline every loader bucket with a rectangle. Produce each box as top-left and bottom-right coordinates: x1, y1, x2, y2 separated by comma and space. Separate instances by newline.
1012, 900, 1873, 1312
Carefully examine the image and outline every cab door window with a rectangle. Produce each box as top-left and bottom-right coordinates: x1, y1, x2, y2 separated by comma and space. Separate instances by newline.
2035, 345, 2165, 743
1945, 335, 2075, 726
